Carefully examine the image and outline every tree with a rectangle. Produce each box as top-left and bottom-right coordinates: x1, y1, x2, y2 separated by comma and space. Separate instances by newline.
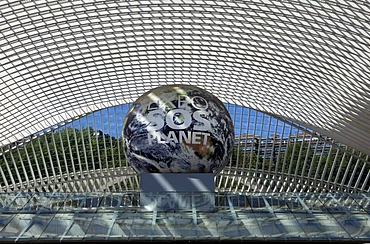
275, 141, 370, 189
0, 127, 126, 186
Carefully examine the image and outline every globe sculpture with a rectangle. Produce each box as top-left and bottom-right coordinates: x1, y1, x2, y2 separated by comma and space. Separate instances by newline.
122, 84, 234, 174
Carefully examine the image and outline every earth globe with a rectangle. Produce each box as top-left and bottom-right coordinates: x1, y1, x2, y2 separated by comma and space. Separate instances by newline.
122, 84, 234, 174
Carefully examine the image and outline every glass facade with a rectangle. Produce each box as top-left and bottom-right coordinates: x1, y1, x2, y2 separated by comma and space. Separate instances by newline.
0, 192, 369, 242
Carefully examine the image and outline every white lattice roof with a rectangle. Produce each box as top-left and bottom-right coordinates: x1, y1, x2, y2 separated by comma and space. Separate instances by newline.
1, 0, 370, 155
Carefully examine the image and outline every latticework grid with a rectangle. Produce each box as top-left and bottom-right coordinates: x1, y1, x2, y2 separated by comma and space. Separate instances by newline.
1, 1, 370, 193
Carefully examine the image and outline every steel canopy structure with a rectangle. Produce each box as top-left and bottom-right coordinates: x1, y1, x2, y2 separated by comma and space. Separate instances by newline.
0, 0, 369, 190
0, 0, 370, 242
1, 0, 370, 154
0, 0, 370, 191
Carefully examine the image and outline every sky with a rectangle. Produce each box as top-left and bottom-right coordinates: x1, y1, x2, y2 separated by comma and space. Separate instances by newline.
69, 103, 300, 139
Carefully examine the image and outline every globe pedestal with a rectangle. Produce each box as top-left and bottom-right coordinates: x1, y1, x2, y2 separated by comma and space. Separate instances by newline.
140, 173, 215, 211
